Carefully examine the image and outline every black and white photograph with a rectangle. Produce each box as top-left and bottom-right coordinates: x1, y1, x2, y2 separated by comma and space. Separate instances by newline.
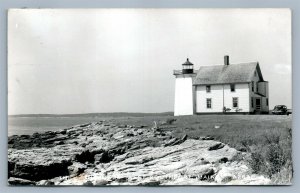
7, 9, 292, 186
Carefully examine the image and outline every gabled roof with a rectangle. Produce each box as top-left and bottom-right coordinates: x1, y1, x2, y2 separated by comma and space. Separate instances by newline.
193, 62, 264, 85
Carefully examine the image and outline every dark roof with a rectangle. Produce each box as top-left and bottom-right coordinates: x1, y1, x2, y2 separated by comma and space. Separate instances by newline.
193, 62, 263, 85
182, 58, 193, 66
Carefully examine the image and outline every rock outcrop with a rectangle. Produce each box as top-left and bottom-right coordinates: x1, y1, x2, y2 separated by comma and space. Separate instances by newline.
8, 121, 271, 186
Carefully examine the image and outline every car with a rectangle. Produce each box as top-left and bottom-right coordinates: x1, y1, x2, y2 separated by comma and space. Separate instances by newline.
272, 105, 292, 115
287, 109, 292, 115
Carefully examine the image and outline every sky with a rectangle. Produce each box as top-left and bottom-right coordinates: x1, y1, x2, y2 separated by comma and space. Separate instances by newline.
8, 9, 291, 115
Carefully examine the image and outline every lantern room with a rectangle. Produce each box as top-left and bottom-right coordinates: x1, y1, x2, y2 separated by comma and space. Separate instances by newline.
182, 58, 194, 74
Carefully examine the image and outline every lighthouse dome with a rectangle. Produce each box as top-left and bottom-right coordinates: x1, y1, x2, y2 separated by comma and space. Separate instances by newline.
182, 58, 194, 74
183, 58, 194, 66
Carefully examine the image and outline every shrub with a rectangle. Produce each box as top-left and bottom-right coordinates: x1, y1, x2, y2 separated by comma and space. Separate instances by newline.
245, 132, 291, 182
265, 143, 286, 177
249, 152, 264, 174
271, 160, 293, 184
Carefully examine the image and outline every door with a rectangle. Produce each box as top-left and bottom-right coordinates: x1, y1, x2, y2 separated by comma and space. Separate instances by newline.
256, 98, 261, 110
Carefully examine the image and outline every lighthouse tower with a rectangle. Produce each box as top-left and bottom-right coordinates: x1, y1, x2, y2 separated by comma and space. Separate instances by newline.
173, 58, 197, 116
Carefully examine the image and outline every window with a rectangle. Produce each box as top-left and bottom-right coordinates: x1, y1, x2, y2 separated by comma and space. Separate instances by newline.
266, 98, 269, 106
254, 71, 257, 77
233, 97, 238, 108
251, 97, 254, 108
230, 84, 235, 92
206, 98, 212, 109
206, 85, 211, 93
251, 81, 254, 92
256, 82, 259, 92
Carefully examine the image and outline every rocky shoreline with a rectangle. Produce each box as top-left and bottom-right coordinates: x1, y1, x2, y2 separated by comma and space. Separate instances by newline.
8, 120, 271, 185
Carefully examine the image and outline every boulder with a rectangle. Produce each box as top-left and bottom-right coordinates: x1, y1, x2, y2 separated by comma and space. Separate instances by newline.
79, 123, 92, 128
44, 136, 68, 144
59, 130, 67, 135
218, 157, 229, 163
32, 132, 40, 138
135, 125, 146, 128
9, 159, 72, 181
74, 150, 95, 163
20, 134, 31, 139
68, 162, 87, 177
94, 151, 114, 163
8, 177, 35, 185
83, 180, 93, 186
113, 177, 128, 183
164, 135, 187, 146
164, 138, 178, 147
208, 143, 225, 151
94, 153, 104, 162
95, 180, 110, 186
36, 180, 55, 186
200, 168, 215, 181
201, 136, 214, 140
215, 168, 235, 183
54, 141, 65, 145
138, 181, 160, 186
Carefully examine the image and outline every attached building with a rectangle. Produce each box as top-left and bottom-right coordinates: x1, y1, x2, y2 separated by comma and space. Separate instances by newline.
173, 56, 269, 116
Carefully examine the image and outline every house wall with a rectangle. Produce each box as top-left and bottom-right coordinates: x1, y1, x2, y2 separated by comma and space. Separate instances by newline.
258, 82, 267, 96
223, 84, 250, 112
195, 83, 250, 113
260, 82, 269, 112
174, 76, 194, 116
249, 69, 269, 113
196, 85, 224, 113
249, 69, 261, 112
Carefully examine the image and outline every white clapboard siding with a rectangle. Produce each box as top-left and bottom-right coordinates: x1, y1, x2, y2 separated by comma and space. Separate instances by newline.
223, 83, 250, 112
249, 69, 260, 112
260, 82, 269, 112
196, 85, 224, 113
196, 83, 250, 113
174, 77, 194, 116
258, 82, 267, 96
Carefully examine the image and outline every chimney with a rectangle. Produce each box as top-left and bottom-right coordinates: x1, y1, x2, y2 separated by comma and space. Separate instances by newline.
224, 55, 229, 65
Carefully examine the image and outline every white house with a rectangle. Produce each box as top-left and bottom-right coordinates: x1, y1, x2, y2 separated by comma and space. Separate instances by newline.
173, 56, 269, 116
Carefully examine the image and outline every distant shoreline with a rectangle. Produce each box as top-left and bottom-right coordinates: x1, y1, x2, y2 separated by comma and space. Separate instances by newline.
8, 112, 174, 118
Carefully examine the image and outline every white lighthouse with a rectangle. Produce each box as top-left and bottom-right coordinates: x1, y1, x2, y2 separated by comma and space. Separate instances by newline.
173, 58, 197, 116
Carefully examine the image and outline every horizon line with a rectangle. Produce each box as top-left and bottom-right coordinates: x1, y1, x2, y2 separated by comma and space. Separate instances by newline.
8, 111, 174, 117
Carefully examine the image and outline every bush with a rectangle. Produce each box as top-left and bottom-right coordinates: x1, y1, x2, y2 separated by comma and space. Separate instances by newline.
271, 160, 293, 184
265, 143, 286, 177
245, 132, 292, 182
249, 152, 264, 174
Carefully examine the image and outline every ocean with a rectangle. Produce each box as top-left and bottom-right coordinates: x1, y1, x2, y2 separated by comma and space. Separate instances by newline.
8, 116, 104, 136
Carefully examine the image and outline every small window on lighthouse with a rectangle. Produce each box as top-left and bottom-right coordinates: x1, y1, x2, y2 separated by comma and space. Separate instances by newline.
206, 85, 211, 93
